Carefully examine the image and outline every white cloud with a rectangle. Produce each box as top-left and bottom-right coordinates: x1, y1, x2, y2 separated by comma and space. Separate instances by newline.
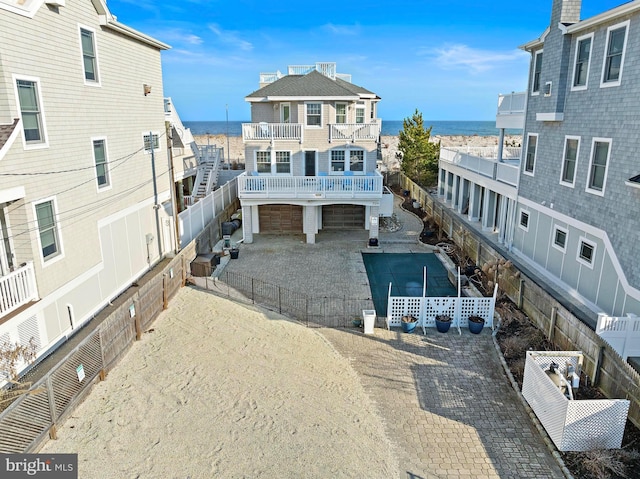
322, 23, 359, 35
208, 23, 253, 51
155, 29, 203, 46
427, 44, 527, 73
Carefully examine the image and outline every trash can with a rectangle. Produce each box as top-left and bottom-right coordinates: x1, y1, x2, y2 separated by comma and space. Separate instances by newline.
362, 309, 376, 335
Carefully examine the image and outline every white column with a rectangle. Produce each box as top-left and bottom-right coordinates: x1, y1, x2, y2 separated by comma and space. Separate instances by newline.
241, 205, 253, 243
497, 128, 505, 163
303, 205, 318, 244
369, 205, 380, 239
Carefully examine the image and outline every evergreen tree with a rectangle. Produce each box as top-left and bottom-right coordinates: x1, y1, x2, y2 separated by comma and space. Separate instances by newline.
397, 109, 440, 186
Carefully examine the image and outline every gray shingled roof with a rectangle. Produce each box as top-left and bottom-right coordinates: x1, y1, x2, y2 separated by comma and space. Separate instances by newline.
246, 70, 377, 99
0, 119, 19, 152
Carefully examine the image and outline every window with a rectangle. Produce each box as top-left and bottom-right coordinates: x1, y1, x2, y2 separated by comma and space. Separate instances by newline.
93, 139, 109, 188
80, 27, 99, 84
350, 150, 364, 172
572, 35, 592, 89
275, 151, 290, 174
519, 210, 529, 230
524, 134, 537, 174
35, 200, 61, 261
331, 150, 345, 172
16, 78, 45, 145
355, 103, 365, 124
306, 103, 321, 127
587, 139, 611, 194
553, 227, 567, 251
280, 103, 290, 123
532, 51, 543, 94
577, 238, 596, 267
143, 133, 160, 153
561, 137, 579, 186
335, 103, 347, 124
602, 22, 628, 86
256, 151, 270, 173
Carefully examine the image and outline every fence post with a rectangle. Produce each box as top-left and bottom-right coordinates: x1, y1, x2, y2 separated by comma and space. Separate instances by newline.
548, 307, 557, 343
134, 299, 142, 341
251, 278, 255, 304
181, 256, 187, 287
476, 240, 481, 266
593, 345, 605, 387
46, 376, 58, 439
278, 286, 282, 314
162, 274, 169, 310
517, 279, 525, 309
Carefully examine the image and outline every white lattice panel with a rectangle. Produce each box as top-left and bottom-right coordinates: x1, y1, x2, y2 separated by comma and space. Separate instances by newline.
387, 297, 422, 328
422, 297, 455, 327
523, 351, 629, 451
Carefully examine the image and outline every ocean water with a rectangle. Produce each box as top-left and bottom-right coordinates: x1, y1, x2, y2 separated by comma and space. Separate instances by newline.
183, 120, 522, 137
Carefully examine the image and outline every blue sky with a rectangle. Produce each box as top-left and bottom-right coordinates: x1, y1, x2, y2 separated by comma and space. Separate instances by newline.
108, 0, 625, 121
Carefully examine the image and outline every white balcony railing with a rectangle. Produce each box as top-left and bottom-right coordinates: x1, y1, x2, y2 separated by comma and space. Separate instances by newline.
0, 261, 38, 317
238, 173, 383, 200
242, 123, 303, 142
497, 92, 526, 115
440, 147, 521, 186
329, 122, 381, 143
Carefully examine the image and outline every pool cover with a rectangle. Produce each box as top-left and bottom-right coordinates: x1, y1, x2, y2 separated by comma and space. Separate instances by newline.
362, 253, 457, 316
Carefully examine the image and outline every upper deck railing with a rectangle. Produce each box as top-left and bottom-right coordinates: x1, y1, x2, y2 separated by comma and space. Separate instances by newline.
440, 146, 521, 187
0, 261, 38, 318
329, 122, 381, 142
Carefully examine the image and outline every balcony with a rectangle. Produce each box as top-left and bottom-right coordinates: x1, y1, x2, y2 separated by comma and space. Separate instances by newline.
329, 122, 381, 143
496, 91, 526, 130
0, 262, 38, 319
238, 173, 383, 200
440, 146, 521, 187
242, 123, 303, 143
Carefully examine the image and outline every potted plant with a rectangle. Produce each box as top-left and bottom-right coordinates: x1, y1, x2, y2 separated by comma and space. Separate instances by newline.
435, 314, 452, 333
467, 315, 485, 334
401, 315, 418, 333
352, 317, 362, 328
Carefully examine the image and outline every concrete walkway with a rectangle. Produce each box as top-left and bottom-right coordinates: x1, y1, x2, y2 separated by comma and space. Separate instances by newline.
221, 196, 566, 479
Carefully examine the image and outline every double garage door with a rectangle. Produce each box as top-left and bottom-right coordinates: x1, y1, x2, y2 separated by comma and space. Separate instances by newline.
258, 204, 365, 233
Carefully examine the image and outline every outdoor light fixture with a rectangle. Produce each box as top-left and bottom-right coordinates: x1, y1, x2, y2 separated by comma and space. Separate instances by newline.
144, 84, 152, 96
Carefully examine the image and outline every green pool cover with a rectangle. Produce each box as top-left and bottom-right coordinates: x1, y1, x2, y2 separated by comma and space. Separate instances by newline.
362, 253, 457, 315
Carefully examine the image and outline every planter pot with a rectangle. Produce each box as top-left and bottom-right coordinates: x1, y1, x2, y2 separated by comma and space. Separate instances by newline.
230, 249, 239, 259
468, 317, 485, 334
435, 318, 452, 333
412, 201, 420, 209
352, 319, 362, 328
401, 321, 418, 333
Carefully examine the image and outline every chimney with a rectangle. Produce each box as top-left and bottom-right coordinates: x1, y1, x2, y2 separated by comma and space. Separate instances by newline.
553, 0, 581, 25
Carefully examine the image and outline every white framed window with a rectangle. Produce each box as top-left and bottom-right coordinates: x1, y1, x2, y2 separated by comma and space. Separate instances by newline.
586, 138, 611, 195
79, 25, 100, 86
275, 151, 291, 174
93, 137, 110, 190
335, 103, 347, 124
560, 136, 580, 187
331, 150, 345, 172
571, 33, 593, 91
355, 102, 365, 124
601, 21, 629, 87
34, 198, 63, 264
350, 150, 364, 172
524, 133, 538, 175
280, 102, 290, 123
14, 75, 48, 149
531, 50, 543, 95
143, 132, 160, 154
305, 102, 322, 127
519, 210, 530, 231
256, 151, 270, 173
577, 237, 596, 268
552, 226, 568, 252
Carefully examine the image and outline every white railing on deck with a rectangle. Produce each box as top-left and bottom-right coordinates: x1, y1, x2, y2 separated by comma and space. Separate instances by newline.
444, 146, 521, 159
329, 122, 381, 142
0, 261, 38, 317
497, 91, 526, 115
238, 173, 383, 199
596, 313, 640, 360
495, 162, 520, 186
242, 123, 303, 142
288, 62, 336, 79
440, 146, 521, 185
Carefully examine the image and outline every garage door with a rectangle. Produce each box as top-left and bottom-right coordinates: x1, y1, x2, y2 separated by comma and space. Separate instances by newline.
322, 205, 365, 229
259, 205, 303, 233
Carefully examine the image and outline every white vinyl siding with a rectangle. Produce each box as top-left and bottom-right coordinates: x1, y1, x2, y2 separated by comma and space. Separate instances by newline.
560, 136, 579, 187
601, 21, 629, 87
571, 34, 592, 90
15, 76, 48, 148
586, 139, 611, 195
79, 25, 100, 85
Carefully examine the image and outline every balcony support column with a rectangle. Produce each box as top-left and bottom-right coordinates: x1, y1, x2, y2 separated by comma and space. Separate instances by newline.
469, 183, 482, 222
303, 205, 319, 244
242, 205, 254, 244
482, 189, 496, 231
367, 205, 380, 239
497, 128, 505, 163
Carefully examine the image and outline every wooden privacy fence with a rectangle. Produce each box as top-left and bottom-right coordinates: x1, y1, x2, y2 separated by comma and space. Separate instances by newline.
395, 173, 640, 428
0, 250, 189, 454
199, 271, 376, 328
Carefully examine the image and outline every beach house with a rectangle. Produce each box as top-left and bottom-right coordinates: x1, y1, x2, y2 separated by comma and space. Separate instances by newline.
238, 62, 389, 244
438, 0, 640, 320
0, 0, 174, 372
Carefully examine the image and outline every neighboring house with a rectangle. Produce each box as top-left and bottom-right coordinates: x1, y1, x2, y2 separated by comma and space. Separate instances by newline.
438, 0, 640, 319
238, 62, 390, 244
0, 0, 174, 374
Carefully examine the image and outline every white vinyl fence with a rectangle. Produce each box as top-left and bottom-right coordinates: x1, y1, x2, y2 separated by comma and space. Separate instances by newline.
386, 267, 497, 334
596, 313, 640, 360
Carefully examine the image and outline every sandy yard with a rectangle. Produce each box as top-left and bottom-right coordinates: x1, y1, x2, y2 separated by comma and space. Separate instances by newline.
40, 287, 399, 479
